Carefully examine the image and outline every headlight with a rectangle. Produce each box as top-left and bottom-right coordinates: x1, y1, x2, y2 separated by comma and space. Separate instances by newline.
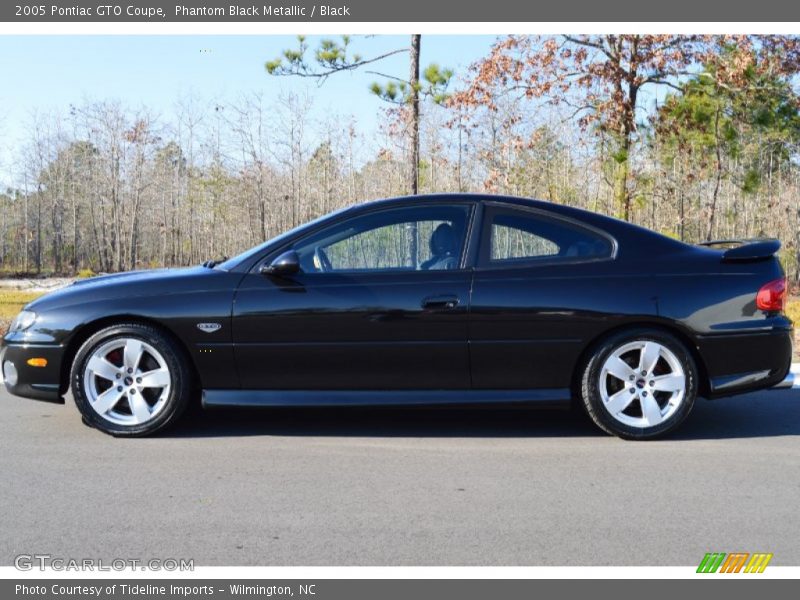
9, 310, 37, 332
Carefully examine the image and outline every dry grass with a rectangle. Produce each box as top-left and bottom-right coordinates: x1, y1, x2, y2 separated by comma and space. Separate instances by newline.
787, 297, 800, 361
0, 290, 42, 317
786, 297, 800, 325
0, 290, 44, 332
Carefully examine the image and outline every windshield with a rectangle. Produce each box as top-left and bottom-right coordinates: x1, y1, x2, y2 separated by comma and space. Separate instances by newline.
214, 206, 353, 271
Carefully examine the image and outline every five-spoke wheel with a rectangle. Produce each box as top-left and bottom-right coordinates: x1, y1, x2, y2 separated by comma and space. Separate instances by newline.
83, 338, 172, 426
580, 329, 697, 440
72, 323, 192, 436
598, 340, 686, 429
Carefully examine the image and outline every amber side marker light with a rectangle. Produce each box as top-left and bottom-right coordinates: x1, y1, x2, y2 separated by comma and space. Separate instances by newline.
26, 358, 48, 368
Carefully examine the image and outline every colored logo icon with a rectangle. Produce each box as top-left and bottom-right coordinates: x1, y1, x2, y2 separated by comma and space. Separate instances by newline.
697, 552, 773, 573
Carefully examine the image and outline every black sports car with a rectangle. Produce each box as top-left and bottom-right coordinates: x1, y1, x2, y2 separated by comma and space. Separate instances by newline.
1, 194, 794, 439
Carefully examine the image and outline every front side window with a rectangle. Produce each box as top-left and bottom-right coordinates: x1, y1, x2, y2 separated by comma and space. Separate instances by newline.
482, 207, 613, 266
291, 204, 472, 273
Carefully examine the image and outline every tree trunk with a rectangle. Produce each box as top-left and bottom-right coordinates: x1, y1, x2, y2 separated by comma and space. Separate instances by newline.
409, 34, 421, 196
408, 34, 421, 267
35, 185, 43, 273
796, 203, 800, 286
706, 105, 723, 241
616, 75, 638, 222
614, 145, 630, 221
72, 190, 78, 272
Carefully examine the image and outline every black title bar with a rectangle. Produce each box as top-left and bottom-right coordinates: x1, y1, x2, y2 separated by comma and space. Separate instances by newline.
3, 0, 800, 22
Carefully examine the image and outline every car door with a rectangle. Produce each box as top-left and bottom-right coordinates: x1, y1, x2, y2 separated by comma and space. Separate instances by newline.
232, 202, 476, 390
469, 203, 617, 391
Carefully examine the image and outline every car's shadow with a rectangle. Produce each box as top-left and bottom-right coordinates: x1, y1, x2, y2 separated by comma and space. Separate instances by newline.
670, 388, 800, 441
164, 389, 800, 440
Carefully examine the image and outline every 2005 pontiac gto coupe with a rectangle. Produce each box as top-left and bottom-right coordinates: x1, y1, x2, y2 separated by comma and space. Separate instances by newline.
1, 195, 794, 439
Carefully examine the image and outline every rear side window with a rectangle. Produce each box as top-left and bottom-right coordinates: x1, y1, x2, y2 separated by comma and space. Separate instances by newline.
481, 207, 613, 266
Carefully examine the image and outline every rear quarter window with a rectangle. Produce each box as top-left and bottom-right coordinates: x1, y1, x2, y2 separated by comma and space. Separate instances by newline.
482, 208, 613, 266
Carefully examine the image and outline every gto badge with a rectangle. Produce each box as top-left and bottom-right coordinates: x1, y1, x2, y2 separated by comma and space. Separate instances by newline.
197, 323, 222, 333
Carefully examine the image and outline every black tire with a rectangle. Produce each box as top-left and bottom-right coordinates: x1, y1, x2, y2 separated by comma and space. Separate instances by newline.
580, 328, 698, 440
71, 323, 193, 437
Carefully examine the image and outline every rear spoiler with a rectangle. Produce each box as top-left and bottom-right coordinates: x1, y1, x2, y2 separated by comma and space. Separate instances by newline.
697, 238, 781, 261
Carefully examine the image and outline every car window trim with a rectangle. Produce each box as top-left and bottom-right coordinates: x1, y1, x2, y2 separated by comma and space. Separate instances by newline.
475, 202, 618, 271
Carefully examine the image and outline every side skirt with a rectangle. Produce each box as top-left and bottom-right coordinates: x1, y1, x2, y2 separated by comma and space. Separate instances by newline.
202, 388, 572, 409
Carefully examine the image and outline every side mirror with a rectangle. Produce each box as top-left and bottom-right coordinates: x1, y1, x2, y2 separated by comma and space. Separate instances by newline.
260, 250, 300, 277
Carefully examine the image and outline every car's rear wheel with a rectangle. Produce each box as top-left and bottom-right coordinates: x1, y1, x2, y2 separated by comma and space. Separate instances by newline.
71, 323, 192, 437
580, 328, 697, 440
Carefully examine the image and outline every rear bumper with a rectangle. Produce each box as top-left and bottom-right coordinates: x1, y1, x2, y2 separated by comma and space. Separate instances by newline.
771, 366, 796, 389
698, 328, 794, 398
0, 342, 65, 403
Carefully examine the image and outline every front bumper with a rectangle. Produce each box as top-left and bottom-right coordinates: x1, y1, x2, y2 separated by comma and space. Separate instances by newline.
0, 342, 65, 403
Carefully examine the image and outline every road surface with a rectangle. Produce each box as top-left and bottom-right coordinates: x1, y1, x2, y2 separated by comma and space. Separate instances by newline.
1, 381, 798, 566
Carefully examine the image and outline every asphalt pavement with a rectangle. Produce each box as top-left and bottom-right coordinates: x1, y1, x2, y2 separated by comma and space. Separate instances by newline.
1, 380, 799, 566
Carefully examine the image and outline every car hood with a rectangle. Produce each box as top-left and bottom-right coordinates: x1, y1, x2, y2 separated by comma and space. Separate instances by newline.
70, 269, 158, 287
27, 266, 215, 311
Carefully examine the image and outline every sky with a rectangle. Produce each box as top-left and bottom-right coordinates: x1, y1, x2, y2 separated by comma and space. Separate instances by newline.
0, 35, 499, 188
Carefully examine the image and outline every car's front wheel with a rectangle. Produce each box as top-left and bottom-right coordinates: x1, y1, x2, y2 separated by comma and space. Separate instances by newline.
580, 328, 698, 440
71, 323, 192, 437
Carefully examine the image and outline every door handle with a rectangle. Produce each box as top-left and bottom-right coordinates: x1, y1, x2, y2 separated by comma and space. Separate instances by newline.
422, 295, 460, 310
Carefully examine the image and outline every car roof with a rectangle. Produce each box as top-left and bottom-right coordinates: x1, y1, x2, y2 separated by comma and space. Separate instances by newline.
345, 194, 687, 251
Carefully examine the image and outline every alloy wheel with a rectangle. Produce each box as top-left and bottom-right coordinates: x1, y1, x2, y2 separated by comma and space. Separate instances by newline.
598, 340, 687, 429
82, 337, 172, 426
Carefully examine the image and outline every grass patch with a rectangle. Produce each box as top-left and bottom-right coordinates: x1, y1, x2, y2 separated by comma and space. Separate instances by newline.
0, 290, 43, 318
788, 298, 799, 362
786, 297, 799, 325
0, 290, 44, 331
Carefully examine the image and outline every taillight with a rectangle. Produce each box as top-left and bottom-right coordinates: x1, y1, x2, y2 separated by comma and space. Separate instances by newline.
756, 277, 787, 312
